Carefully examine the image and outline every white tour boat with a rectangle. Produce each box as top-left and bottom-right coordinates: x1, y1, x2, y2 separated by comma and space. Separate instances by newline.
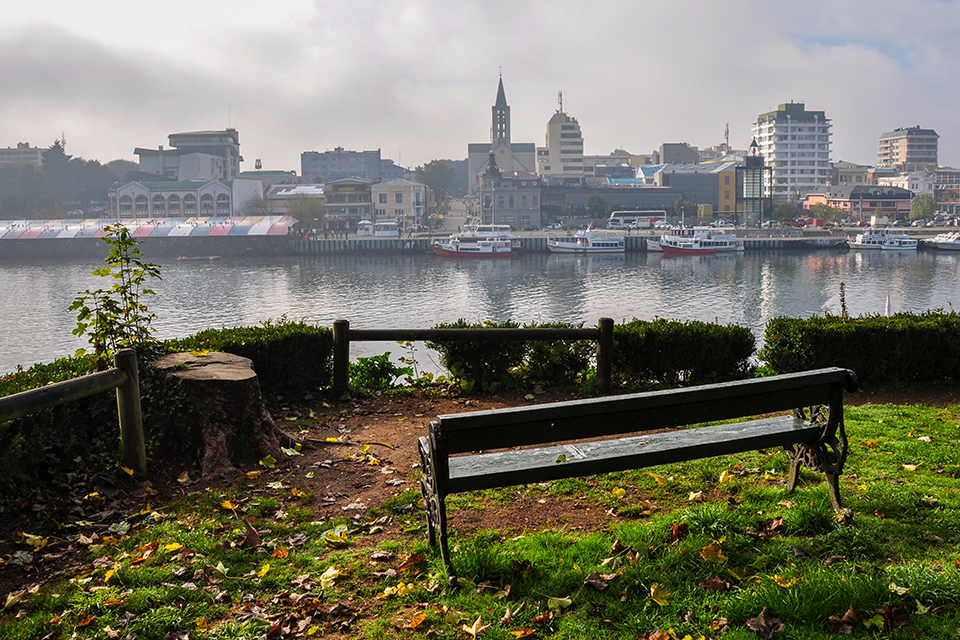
457, 221, 521, 250
647, 226, 744, 255
432, 235, 515, 258
546, 227, 625, 254
925, 231, 960, 251
848, 228, 917, 251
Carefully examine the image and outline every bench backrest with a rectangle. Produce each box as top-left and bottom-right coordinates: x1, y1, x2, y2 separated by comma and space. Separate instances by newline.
431, 367, 857, 455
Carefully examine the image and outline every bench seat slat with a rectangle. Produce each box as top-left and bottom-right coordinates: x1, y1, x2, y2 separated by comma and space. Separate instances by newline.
447, 415, 817, 494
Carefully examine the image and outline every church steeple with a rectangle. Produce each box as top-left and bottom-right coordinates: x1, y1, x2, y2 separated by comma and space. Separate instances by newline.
491, 74, 511, 144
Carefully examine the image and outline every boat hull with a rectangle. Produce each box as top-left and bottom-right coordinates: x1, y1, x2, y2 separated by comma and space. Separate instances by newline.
432, 245, 514, 258
660, 245, 716, 255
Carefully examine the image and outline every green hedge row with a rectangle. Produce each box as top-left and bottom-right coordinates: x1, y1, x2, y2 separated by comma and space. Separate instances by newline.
613, 318, 756, 387
759, 311, 960, 384
165, 318, 333, 394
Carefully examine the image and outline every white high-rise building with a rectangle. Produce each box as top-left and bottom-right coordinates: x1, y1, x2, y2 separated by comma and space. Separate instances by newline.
752, 102, 831, 201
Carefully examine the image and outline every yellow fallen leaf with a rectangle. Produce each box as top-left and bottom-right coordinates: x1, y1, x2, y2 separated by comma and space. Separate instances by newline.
406, 611, 428, 629
162, 542, 182, 553
259, 455, 277, 469
257, 563, 270, 578
246, 470, 262, 480
547, 596, 572, 610
120, 467, 135, 476
903, 464, 918, 471
462, 616, 490, 638
320, 565, 341, 589
104, 561, 119, 583
649, 582, 671, 606
221, 500, 237, 510
649, 472, 669, 486
556, 454, 568, 464
718, 470, 733, 485
700, 542, 727, 564
612, 487, 626, 499
773, 575, 795, 587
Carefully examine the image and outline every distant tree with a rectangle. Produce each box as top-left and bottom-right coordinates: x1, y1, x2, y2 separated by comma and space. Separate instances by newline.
772, 202, 798, 222
673, 196, 696, 220
911, 194, 936, 220
285, 194, 325, 229
809, 203, 845, 224
586, 193, 608, 218
415, 160, 455, 203
241, 193, 273, 216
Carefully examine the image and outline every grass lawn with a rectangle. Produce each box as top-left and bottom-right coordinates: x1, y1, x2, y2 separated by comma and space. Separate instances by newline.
2, 401, 959, 639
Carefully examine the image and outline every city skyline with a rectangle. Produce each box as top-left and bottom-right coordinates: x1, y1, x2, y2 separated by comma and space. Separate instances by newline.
3, 0, 960, 172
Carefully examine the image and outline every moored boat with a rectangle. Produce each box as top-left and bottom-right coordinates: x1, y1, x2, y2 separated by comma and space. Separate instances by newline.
848, 227, 917, 251
431, 235, 515, 257
457, 221, 521, 250
924, 231, 960, 251
546, 227, 624, 254
648, 226, 744, 255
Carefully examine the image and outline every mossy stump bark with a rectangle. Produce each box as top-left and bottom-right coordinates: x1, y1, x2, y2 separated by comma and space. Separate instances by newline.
155, 351, 294, 481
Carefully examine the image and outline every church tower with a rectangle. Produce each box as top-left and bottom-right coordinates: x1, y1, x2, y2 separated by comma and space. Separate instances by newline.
467, 75, 536, 192
492, 75, 511, 144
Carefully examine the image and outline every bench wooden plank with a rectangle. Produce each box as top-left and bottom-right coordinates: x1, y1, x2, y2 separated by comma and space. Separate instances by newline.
433, 368, 854, 454
447, 416, 817, 493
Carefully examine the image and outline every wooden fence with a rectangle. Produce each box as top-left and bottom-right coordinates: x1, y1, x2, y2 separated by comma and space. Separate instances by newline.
0, 349, 146, 474
332, 318, 614, 394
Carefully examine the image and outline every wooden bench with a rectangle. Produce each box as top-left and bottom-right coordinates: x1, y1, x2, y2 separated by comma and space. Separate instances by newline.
418, 367, 858, 570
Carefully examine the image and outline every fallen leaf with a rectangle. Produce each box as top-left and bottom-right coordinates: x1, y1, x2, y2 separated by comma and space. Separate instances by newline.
584, 571, 609, 591
257, 563, 270, 577
902, 464, 918, 472
547, 596, 572, 610
462, 616, 491, 638
688, 490, 703, 501
745, 606, 783, 639
699, 542, 727, 564
259, 455, 277, 469
649, 583, 671, 606
221, 500, 237, 511
828, 605, 858, 635
320, 565, 341, 589
918, 435, 932, 442
649, 472, 669, 486
532, 610, 553, 625
888, 582, 909, 596
697, 576, 732, 592
555, 454, 568, 464
406, 611, 428, 629
241, 519, 261, 548
612, 487, 626, 499
271, 546, 289, 559
500, 601, 524, 624
671, 523, 689, 541
509, 628, 536, 638
772, 575, 795, 588
718, 469, 733, 485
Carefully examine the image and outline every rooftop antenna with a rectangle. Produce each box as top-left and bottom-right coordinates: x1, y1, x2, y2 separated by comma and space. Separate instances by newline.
558, 90, 563, 114
725, 123, 729, 149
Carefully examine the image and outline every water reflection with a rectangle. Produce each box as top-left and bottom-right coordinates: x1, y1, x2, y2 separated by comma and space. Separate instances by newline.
0, 250, 958, 374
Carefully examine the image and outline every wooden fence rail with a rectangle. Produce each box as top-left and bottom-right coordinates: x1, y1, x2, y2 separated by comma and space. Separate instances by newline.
333, 318, 614, 394
0, 349, 146, 474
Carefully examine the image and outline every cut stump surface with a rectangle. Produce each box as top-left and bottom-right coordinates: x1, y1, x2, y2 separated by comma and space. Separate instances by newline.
155, 351, 295, 481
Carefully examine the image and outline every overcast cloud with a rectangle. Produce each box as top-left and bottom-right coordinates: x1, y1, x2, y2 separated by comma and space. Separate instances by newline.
3, 0, 960, 172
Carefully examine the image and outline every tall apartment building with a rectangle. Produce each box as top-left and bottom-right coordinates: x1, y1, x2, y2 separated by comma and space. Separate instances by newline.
877, 126, 939, 173
751, 102, 831, 201
301, 147, 382, 184
0, 142, 43, 166
537, 96, 586, 184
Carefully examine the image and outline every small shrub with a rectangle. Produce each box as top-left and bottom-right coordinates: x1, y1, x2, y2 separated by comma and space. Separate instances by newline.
349, 352, 412, 392
521, 321, 594, 385
425, 320, 527, 393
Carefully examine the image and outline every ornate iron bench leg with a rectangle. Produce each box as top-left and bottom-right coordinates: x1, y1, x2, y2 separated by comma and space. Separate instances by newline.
418, 437, 439, 547
788, 405, 852, 523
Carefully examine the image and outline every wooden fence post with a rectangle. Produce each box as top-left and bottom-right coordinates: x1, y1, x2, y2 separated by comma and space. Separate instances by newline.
114, 349, 146, 475
333, 319, 350, 393
596, 317, 614, 394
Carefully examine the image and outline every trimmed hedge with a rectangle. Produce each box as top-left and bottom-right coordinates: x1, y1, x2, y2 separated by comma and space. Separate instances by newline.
759, 311, 960, 384
165, 318, 333, 394
613, 318, 756, 388
425, 320, 527, 393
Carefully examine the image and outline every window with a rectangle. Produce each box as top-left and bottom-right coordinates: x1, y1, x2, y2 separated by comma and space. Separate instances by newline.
152, 195, 164, 210
379, 193, 387, 203
509, 196, 515, 208
395, 192, 403, 204
724, 175, 731, 185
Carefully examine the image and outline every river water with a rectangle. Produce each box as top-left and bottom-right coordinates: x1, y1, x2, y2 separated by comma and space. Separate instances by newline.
2, 249, 959, 375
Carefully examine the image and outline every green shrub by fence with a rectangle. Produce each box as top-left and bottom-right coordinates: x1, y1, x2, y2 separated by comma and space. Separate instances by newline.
165, 318, 333, 394
613, 318, 756, 387
759, 311, 960, 384
425, 320, 528, 393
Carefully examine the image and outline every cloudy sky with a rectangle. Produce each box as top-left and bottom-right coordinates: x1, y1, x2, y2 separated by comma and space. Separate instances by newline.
3, 0, 960, 172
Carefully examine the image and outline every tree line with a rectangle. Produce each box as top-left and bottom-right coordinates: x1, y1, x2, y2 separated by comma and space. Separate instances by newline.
0, 140, 134, 219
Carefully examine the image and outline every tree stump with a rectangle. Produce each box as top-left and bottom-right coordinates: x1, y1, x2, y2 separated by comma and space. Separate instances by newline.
155, 351, 295, 481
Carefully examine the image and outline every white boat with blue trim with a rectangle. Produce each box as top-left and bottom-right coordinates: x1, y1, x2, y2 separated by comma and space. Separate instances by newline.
546, 227, 625, 254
